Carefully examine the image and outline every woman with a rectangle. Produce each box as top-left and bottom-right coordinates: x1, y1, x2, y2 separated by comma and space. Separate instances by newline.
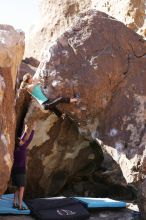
12, 123, 35, 210
20, 73, 78, 118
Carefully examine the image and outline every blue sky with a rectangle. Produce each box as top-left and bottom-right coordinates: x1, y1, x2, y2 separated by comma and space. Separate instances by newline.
0, 0, 39, 33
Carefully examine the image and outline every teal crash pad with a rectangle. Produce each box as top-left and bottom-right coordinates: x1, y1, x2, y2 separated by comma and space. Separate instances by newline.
74, 197, 127, 209
0, 194, 30, 215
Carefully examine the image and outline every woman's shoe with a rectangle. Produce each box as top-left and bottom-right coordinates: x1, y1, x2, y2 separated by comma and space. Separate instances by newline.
12, 203, 19, 209
18, 206, 28, 210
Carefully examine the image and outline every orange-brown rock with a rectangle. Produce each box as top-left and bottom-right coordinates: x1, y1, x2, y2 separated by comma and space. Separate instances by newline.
0, 25, 24, 194
29, 10, 146, 216
15, 59, 39, 140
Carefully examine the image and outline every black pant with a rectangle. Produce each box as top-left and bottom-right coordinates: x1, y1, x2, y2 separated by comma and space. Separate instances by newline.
42, 97, 70, 117
12, 173, 26, 187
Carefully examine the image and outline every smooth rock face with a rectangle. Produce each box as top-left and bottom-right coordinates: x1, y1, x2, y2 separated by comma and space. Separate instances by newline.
0, 25, 24, 194
25, 0, 146, 60
32, 10, 146, 214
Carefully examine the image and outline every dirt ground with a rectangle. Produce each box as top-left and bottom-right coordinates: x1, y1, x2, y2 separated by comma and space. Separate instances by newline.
0, 206, 141, 220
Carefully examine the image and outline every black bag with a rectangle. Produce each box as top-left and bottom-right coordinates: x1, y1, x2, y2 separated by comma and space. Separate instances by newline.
26, 197, 90, 220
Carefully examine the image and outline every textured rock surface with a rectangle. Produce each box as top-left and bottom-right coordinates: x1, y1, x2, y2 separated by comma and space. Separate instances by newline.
92, 0, 146, 37
25, 0, 146, 60
30, 10, 146, 215
24, 105, 103, 197
34, 10, 146, 142
16, 58, 39, 91
0, 25, 24, 88
0, 25, 24, 194
98, 57, 146, 183
60, 150, 135, 200
25, 0, 92, 60
16, 63, 103, 198
23, 57, 40, 68
16, 59, 38, 142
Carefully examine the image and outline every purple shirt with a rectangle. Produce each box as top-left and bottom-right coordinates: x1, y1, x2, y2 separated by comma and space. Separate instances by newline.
12, 130, 34, 174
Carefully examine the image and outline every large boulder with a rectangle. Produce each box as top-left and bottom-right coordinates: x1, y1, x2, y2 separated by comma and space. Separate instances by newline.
34, 10, 146, 138
25, 0, 92, 60
16, 60, 104, 198
0, 25, 24, 194
30, 10, 146, 216
25, 108, 103, 197
25, 0, 146, 60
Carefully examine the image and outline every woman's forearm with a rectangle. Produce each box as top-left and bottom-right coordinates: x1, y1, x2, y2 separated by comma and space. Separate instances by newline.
25, 130, 35, 147
19, 130, 35, 148
20, 131, 27, 141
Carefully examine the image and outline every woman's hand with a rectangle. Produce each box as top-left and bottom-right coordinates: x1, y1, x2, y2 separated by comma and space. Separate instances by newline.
32, 121, 37, 130
24, 124, 28, 131
19, 139, 24, 146
70, 98, 78, 103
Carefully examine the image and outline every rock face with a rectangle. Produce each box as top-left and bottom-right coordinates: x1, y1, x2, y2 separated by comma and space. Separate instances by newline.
29, 10, 146, 216
0, 25, 24, 194
34, 10, 146, 140
25, 110, 103, 197
92, 0, 146, 37
25, 0, 92, 60
16, 58, 39, 89
98, 60, 146, 184
25, 0, 146, 60
16, 61, 103, 198
15, 58, 39, 143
